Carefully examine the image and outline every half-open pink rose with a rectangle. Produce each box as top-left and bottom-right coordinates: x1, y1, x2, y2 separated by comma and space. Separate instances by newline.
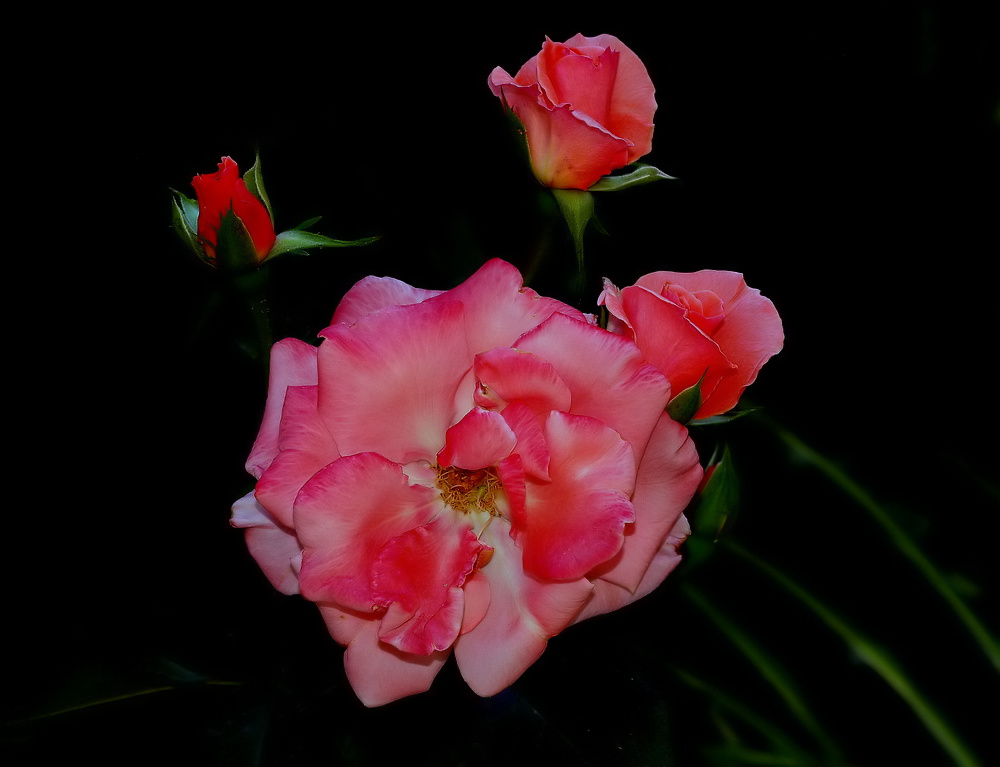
599, 271, 784, 419
191, 156, 275, 263
489, 33, 657, 190
233, 259, 702, 705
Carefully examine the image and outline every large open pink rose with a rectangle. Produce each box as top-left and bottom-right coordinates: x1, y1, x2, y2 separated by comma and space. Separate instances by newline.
232, 259, 702, 705
489, 34, 657, 190
599, 270, 784, 419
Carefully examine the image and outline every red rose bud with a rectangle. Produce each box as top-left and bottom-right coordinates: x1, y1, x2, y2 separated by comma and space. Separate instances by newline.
191, 157, 276, 266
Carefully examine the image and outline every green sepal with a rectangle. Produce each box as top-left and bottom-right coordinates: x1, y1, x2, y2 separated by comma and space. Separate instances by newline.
293, 216, 322, 230
170, 189, 207, 262
588, 163, 675, 192
263, 229, 381, 262
667, 375, 704, 424
690, 407, 760, 428
685, 445, 740, 568
242, 153, 274, 225
215, 208, 263, 271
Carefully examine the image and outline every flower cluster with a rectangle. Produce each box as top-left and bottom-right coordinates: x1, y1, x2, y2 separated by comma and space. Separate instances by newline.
216, 31, 784, 708
232, 259, 781, 705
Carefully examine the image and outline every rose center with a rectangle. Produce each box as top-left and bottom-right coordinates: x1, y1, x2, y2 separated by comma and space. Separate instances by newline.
435, 465, 504, 516
662, 283, 725, 336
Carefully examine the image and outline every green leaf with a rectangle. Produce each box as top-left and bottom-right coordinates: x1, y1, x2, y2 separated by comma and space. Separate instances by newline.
263, 229, 381, 262
588, 163, 675, 192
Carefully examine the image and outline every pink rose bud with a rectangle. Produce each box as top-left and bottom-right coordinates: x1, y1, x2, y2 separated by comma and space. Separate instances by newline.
191, 156, 276, 265
489, 34, 657, 190
599, 271, 784, 419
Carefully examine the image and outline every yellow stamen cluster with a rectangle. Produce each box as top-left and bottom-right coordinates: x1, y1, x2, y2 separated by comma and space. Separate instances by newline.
435, 465, 503, 516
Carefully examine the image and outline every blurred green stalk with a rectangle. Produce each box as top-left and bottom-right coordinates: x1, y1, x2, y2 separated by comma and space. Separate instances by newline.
682, 584, 844, 764
673, 668, 819, 766
761, 415, 1000, 675
726, 540, 983, 767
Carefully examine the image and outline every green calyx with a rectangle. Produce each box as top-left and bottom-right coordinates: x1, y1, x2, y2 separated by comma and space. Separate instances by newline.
588, 163, 675, 192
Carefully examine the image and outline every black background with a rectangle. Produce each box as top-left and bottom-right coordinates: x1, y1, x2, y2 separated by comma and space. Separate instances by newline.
8, 4, 999, 765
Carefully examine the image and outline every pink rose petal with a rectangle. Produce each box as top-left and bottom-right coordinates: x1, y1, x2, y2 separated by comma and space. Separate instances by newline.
317, 301, 472, 464
295, 452, 439, 611
373, 514, 486, 655
454, 525, 593, 697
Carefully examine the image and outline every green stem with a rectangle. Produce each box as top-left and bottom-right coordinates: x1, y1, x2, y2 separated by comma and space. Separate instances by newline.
725, 540, 983, 767
232, 267, 273, 372
759, 414, 1000, 674
550, 188, 595, 301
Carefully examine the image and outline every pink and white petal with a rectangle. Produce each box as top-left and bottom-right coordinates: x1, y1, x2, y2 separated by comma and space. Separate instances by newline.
597, 277, 632, 335
255, 449, 331, 530
563, 33, 657, 160
245, 339, 319, 478
637, 270, 743, 303
496, 453, 528, 521
488, 64, 523, 96
474, 347, 572, 417
453, 525, 593, 697
499, 401, 551, 482
295, 452, 440, 612
575, 514, 691, 623
317, 301, 472, 464
318, 602, 376, 648
341, 619, 451, 707
437, 407, 517, 470
516, 312, 670, 452
254, 385, 339, 528
537, 39, 620, 124
515, 411, 636, 582
494, 81, 631, 190
460, 569, 491, 635
586, 413, 702, 593
371, 515, 486, 655
428, 259, 585, 354
631, 514, 691, 598
231, 492, 301, 595
331, 274, 444, 326
620, 285, 736, 404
